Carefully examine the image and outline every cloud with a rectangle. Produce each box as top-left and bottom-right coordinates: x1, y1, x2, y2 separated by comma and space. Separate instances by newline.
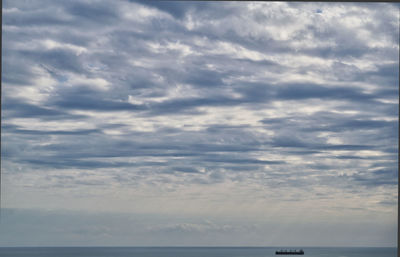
148, 221, 237, 234
350, 168, 398, 187
1, 0, 398, 246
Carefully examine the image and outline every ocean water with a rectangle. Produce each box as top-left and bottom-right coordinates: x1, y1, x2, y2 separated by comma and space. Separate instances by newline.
0, 247, 396, 257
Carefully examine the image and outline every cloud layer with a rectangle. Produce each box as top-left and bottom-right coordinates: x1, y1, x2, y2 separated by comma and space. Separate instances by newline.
1, 0, 398, 246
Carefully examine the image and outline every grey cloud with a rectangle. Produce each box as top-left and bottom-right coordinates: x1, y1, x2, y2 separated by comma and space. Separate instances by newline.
3, 98, 86, 120
4, 0, 120, 28
4, 124, 101, 136
3, 7, 70, 27
50, 86, 147, 112
350, 168, 398, 187
21, 158, 133, 170
133, 0, 190, 19
18, 49, 84, 74
2, 57, 36, 85
275, 83, 375, 101
261, 111, 397, 155
133, 1, 221, 20
54, 96, 145, 112
184, 68, 226, 88
200, 156, 285, 165
147, 96, 241, 116
172, 166, 200, 174
65, 1, 119, 23
333, 155, 367, 160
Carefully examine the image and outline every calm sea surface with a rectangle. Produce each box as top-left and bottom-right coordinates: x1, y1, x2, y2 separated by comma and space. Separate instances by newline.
0, 247, 396, 257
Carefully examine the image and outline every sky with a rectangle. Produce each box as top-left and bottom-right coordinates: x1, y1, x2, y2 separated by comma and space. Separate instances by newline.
0, 0, 399, 247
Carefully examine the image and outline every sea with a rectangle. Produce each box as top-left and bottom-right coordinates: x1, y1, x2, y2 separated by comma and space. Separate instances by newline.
0, 247, 396, 257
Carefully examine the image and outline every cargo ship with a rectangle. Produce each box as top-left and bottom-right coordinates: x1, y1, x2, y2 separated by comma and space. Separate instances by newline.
275, 249, 304, 255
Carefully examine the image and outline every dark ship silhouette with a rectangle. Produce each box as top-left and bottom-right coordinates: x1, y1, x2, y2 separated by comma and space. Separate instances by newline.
275, 249, 304, 255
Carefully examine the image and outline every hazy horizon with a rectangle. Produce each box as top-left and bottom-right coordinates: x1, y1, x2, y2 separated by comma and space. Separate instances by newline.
1, 0, 398, 247
0, 245, 397, 248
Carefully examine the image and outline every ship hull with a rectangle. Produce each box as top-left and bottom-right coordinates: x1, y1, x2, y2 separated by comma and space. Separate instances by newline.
275, 253, 304, 255
275, 250, 304, 255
